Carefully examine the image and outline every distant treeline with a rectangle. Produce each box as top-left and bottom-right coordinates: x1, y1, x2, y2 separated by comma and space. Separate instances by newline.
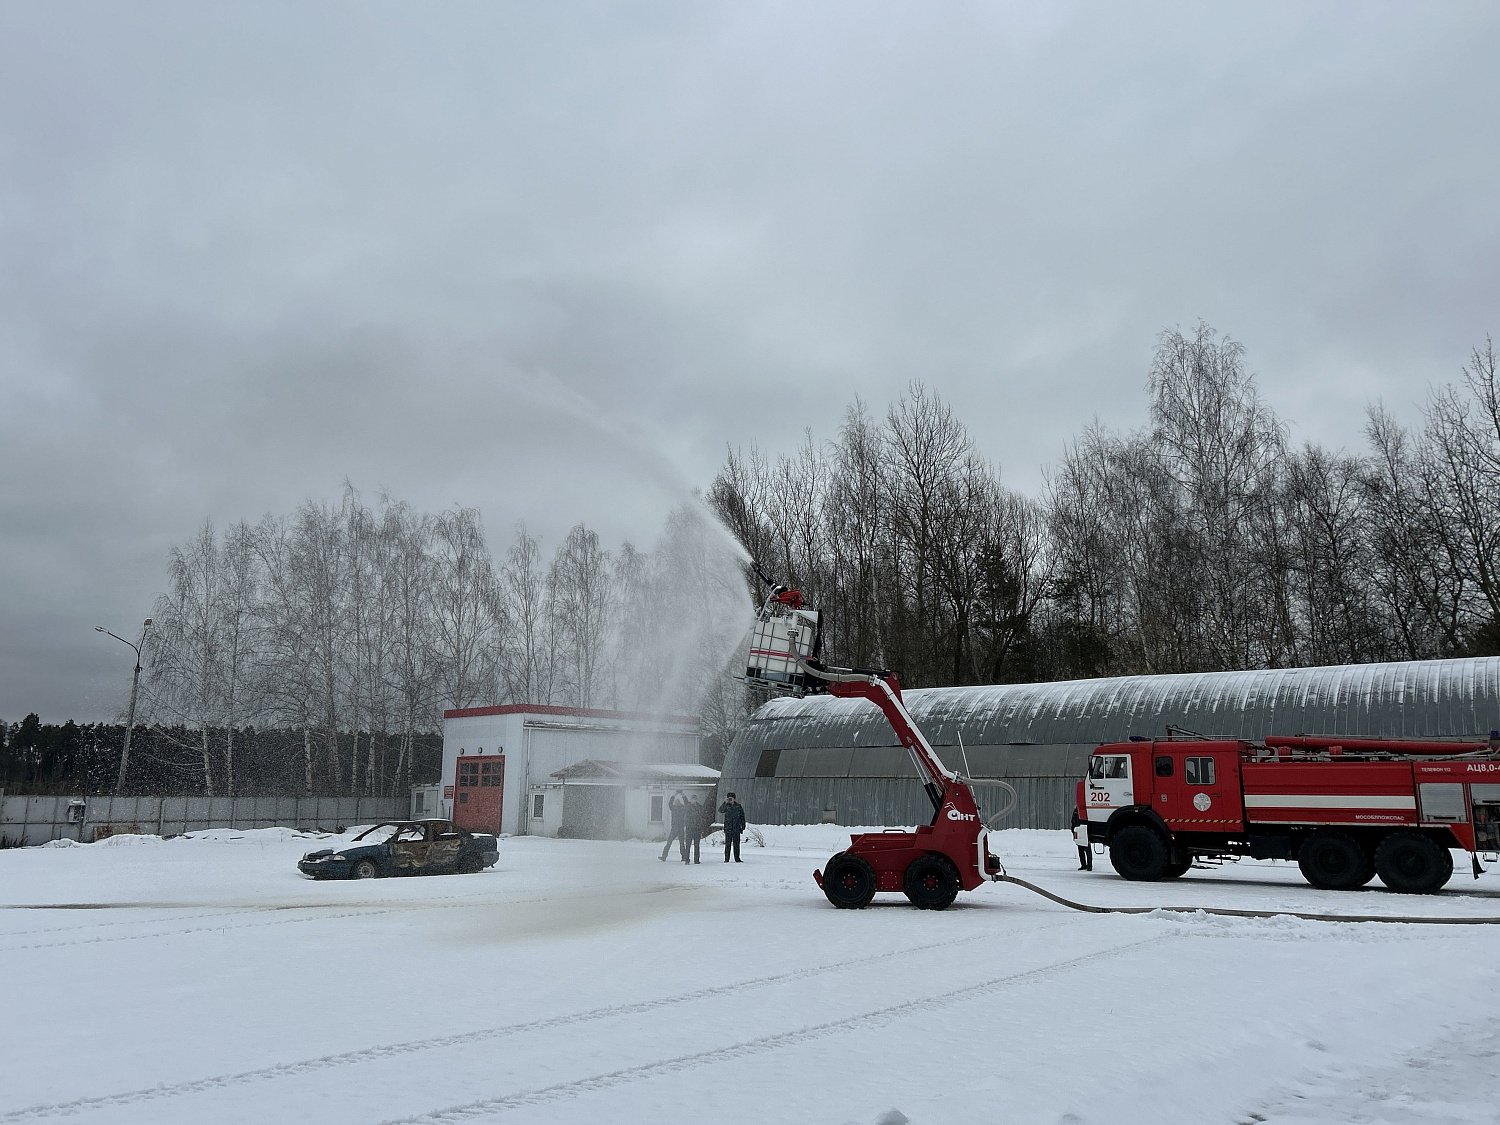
0, 715, 442, 797
56, 321, 1499, 798
711, 324, 1500, 688
72, 489, 743, 799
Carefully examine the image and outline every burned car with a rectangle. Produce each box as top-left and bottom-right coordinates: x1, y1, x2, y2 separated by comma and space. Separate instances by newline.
298, 819, 498, 880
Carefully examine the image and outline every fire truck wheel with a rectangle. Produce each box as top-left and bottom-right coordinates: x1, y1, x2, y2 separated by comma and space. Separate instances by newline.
903, 855, 960, 910
1109, 825, 1170, 881
1161, 857, 1193, 879
823, 853, 877, 909
1374, 832, 1454, 894
1297, 831, 1368, 890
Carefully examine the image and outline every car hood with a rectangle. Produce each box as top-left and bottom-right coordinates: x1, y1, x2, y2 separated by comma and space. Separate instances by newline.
301, 844, 381, 861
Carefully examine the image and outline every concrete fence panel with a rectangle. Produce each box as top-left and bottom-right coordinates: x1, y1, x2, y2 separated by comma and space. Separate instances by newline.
161, 797, 190, 835
1, 796, 76, 845
1, 793, 412, 845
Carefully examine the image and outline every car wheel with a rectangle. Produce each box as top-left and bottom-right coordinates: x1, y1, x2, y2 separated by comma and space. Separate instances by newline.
351, 859, 379, 880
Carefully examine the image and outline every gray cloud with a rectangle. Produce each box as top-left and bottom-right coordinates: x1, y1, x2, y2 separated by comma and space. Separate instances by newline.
3, 1, 1498, 718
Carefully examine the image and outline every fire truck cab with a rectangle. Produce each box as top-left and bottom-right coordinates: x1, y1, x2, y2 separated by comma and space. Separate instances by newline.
1079, 733, 1500, 894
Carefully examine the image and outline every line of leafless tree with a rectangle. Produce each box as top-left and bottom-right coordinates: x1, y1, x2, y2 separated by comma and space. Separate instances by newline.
100, 322, 1500, 796
139, 490, 749, 797
710, 324, 1500, 687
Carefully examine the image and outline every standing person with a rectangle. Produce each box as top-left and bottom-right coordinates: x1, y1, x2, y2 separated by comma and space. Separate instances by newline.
686, 794, 706, 863
719, 792, 747, 863
1071, 807, 1092, 871
659, 790, 689, 862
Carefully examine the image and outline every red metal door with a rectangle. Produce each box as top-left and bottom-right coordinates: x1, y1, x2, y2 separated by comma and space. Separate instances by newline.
454, 755, 504, 834
1154, 745, 1244, 832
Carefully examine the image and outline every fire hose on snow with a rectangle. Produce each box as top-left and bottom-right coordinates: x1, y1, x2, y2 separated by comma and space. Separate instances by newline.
993, 870, 1500, 925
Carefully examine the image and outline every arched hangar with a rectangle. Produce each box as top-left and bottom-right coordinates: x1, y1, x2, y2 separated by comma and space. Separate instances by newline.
719, 656, 1500, 830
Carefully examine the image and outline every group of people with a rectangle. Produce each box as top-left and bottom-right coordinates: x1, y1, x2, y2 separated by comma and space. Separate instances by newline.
658, 790, 748, 864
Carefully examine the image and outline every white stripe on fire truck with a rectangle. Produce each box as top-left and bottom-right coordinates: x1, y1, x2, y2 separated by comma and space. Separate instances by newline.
1242, 794, 1416, 810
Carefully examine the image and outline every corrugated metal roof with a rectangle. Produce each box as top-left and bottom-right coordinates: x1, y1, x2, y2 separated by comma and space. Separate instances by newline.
727, 657, 1500, 771
550, 760, 720, 781
720, 657, 1500, 827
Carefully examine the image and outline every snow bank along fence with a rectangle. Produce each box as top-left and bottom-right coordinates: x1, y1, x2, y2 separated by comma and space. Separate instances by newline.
0, 794, 410, 846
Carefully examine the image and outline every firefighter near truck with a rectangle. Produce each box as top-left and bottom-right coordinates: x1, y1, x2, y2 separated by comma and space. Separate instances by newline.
1079, 732, 1500, 894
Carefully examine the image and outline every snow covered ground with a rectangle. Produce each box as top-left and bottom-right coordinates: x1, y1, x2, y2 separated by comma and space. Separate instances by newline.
3, 825, 1500, 1125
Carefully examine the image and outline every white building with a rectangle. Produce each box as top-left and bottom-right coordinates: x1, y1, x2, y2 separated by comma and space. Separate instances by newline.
530, 760, 720, 840
440, 704, 707, 837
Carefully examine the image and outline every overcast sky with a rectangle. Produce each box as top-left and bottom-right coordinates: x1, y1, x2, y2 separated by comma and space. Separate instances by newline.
3, 2, 1497, 722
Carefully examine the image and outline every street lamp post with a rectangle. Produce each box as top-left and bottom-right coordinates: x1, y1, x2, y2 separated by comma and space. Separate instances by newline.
96, 618, 152, 795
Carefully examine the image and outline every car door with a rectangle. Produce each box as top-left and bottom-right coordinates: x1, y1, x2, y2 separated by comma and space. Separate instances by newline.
388, 823, 431, 871
427, 822, 465, 871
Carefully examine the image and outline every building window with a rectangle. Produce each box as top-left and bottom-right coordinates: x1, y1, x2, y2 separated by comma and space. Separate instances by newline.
1185, 757, 1216, 786
650, 794, 664, 823
532, 794, 545, 820
756, 749, 782, 777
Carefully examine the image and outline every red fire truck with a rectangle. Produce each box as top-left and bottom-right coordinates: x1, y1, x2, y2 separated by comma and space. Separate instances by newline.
1078, 732, 1500, 894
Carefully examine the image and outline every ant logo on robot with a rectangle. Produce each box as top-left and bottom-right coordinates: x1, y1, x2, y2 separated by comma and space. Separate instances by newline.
944, 805, 979, 823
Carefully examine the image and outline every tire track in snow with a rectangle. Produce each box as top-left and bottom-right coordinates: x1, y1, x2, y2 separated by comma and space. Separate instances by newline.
0, 885, 682, 953
0, 906, 425, 953
380, 932, 1170, 1124
0, 924, 1030, 1122
0, 906, 285, 939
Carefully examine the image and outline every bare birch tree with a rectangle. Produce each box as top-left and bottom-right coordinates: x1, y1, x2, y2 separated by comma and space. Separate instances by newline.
430, 507, 502, 710
1424, 337, 1500, 650
381, 497, 438, 793
550, 524, 614, 708
497, 524, 557, 706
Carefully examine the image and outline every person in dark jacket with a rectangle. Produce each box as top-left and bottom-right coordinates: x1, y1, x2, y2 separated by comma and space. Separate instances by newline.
660, 790, 689, 862
686, 794, 708, 863
1071, 807, 1092, 871
719, 792, 747, 862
